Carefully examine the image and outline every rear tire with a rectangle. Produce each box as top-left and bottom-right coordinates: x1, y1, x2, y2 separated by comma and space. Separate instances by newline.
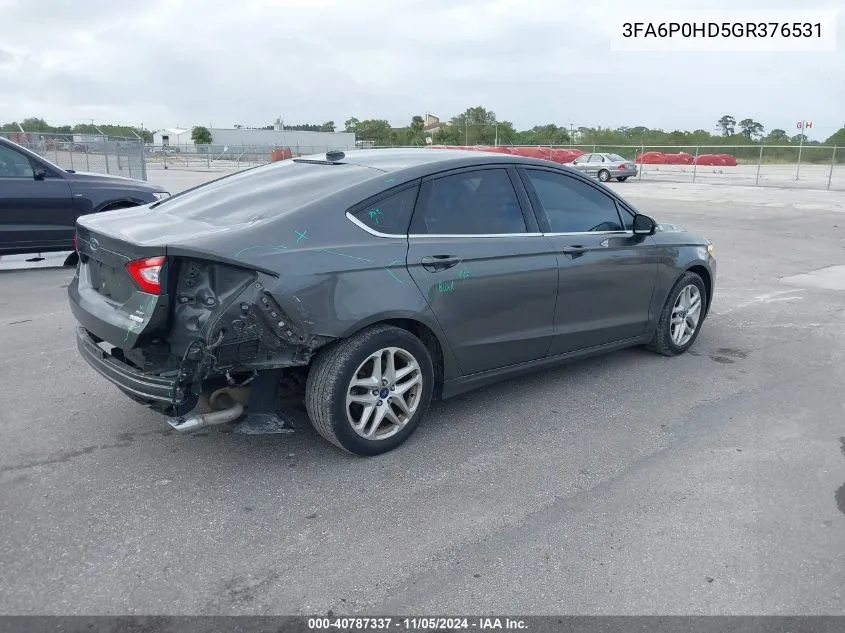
598, 169, 611, 182
305, 324, 434, 456
616, 176, 628, 182
646, 271, 707, 357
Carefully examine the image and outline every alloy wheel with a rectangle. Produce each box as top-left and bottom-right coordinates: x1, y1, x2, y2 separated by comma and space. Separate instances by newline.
670, 284, 702, 346
345, 346, 423, 440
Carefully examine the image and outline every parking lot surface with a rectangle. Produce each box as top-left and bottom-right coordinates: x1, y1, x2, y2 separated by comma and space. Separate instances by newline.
1, 172, 844, 615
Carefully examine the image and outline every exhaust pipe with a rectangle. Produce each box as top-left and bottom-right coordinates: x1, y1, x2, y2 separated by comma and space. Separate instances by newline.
168, 402, 244, 433
168, 388, 244, 433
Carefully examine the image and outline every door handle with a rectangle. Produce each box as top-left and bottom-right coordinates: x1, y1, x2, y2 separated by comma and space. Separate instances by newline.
561, 245, 589, 255
421, 255, 461, 272
562, 241, 609, 255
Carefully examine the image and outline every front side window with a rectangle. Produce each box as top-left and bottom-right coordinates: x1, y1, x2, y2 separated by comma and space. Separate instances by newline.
0, 146, 34, 178
411, 168, 527, 235
524, 169, 624, 233
352, 185, 419, 234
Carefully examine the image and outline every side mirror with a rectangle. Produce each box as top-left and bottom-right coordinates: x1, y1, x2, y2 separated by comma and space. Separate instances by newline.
632, 213, 656, 236
34, 168, 47, 181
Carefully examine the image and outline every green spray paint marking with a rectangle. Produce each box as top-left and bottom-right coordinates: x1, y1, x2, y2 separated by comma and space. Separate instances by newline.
368, 208, 382, 225
295, 230, 308, 243
437, 281, 455, 293
122, 297, 156, 345
383, 258, 405, 284
457, 268, 472, 279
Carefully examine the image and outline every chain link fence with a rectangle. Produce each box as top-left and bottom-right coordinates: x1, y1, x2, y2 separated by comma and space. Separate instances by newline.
410, 143, 843, 191
140, 142, 844, 191
573, 144, 843, 190
2, 131, 147, 180
145, 143, 358, 172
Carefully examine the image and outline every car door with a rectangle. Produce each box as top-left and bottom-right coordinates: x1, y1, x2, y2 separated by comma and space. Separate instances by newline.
571, 154, 591, 174
587, 154, 606, 177
518, 167, 658, 355
0, 143, 74, 254
405, 166, 559, 375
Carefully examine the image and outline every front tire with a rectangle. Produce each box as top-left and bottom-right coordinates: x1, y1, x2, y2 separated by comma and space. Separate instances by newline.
305, 324, 434, 456
598, 169, 611, 182
646, 271, 707, 356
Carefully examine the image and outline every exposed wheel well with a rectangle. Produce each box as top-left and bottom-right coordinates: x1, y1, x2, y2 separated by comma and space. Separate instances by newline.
381, 318, 446, 400
687, 265, 712, 315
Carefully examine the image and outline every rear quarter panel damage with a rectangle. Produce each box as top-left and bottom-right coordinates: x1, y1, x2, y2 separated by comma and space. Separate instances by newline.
228, 224, 461, 380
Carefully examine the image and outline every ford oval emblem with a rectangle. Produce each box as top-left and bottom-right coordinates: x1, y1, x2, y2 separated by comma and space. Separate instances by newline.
89, 238, 99, 251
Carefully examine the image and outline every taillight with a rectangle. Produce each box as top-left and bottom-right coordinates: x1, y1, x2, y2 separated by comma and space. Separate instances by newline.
618, 164, 626, 169
125, 256, 165, 294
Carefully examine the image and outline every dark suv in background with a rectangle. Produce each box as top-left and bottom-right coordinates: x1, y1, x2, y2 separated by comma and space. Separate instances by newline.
0, 136, 169, 264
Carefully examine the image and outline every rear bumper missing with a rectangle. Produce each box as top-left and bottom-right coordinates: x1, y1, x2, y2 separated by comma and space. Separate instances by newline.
76, 326, 180, 408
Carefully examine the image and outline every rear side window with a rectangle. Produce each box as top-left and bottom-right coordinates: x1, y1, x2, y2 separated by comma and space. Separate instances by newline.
524, 169, 624, 233
410, 168, 527, 235
352, 186, 419, 234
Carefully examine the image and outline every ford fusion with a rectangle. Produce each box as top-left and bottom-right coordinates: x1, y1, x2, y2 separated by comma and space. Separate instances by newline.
68, 148, 716, 456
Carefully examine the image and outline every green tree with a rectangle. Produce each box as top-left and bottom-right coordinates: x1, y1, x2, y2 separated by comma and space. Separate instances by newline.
824, 127, 845, 146
344, 117, 360, 133
516, 124, 570, 146
320, 121, 336, 132
738, 118, 764, 140
717, 115, 736, 137
21, 117, 52, 132
354, 119, 393, 145
764, 129, 790, 144
191, 125, 212, 144
399, 115, 426, 145
447, 106, 498, 145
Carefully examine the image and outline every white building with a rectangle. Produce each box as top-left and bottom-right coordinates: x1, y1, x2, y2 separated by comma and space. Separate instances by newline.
152, 128, 191, 148
152, 126, 356, 155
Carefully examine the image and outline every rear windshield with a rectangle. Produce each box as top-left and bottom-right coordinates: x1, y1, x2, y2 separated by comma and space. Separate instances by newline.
152, 160, 376, 224
606, 154, 628, 162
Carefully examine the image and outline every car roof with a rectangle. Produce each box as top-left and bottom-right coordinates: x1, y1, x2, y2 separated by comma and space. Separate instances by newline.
304, 147, 556, 176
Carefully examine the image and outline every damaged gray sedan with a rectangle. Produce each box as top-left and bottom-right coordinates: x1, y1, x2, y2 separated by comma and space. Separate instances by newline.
68, 148, 716, 456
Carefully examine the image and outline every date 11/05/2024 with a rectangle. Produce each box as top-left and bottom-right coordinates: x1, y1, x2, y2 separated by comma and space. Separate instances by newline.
308, 617, 528, 630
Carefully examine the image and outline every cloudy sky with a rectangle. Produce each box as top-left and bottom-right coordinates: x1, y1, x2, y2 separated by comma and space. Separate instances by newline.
0, 0, 842, 139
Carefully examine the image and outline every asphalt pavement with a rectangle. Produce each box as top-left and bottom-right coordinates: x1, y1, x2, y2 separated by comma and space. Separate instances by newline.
1, 175, 844, 615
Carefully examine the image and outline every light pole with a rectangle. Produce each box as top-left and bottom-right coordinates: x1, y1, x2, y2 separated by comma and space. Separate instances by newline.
795, 120, 811, 181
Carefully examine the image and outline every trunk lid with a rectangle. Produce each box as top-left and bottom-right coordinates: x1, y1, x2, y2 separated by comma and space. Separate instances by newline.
70, 222, 171, 350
